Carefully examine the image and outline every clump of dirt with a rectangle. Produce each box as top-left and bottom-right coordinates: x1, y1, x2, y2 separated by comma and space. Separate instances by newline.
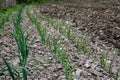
36, 0, 120, 48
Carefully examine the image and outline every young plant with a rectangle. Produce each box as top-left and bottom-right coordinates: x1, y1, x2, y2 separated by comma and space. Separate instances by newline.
1, 55, 15, 80
100, 51, 108, 69
53, 39, 61, 57
109, 54, 115, 76
12, 3, 27, 66
12, 4, 28, 80
27, 9, 73, 80
73, 38, 79, 49
0, 66, 7, 76
53, 39, 73, 80
86, 47, 91, 58
0, 11, 12, 29
1, 4, 27, 80
33, 9, 91, 56
0, 17, 5, 29
46, 34, 53, 51
59, 26, 63, 33
67, 29, 72, 40
93, 49, 98, 60
61, 52, 73, 80
26, 8, 49, 44
116, 68, 120, 80
40, 28, 47, 43
79, 38, 87, 54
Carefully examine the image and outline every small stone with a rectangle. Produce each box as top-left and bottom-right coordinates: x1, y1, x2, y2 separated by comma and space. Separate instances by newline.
65, 21, 69, 24
91, 64, 97, 69
106, 60, 111, 68
38, 51, 42, 54
84, 61, 91, 68
44, 64, 51, 68
73, 68, 82, 79
48, 56, 53, 60
76, 68, 82, 76
57, 64, 63, 69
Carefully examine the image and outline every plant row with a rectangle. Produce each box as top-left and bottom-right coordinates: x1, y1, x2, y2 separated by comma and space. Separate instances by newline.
33, 7, 120, 79
0, 11, 12, 29
0, 4, 22, 29
1, 4, 32, 80
33, 7, 91, 57
26, 7, 73, 80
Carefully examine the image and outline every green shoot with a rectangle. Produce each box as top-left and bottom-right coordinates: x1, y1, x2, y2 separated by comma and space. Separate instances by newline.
116, 68, 120, 80
26, 8, 48, 44
67, 29, 72, 40
33, 9, 90, 56
1, 4, 27, 80
12, 4, 28, 80
109, 54, 115, 76
27, 9, 73, 80
0, 67, 7, 75
73, 38, 79, 50
53, 39, 73, 80
12, 3, 27, 67
0, 11, 12, 29
93, 49, 98, 60
100, 51, 108, 69
80, 39, 87, 54
1, 55, 15, 80
86, 48, 91, 58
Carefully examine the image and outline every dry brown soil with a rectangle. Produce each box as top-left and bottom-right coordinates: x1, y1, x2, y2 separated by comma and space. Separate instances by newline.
37, 0, 120, 48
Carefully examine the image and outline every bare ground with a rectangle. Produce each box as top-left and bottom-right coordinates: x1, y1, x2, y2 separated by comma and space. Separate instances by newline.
37, 0, 120, 48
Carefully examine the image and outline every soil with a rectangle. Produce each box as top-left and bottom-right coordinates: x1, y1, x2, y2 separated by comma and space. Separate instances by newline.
0, 0, 120, 80
37, 0, 120, 48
